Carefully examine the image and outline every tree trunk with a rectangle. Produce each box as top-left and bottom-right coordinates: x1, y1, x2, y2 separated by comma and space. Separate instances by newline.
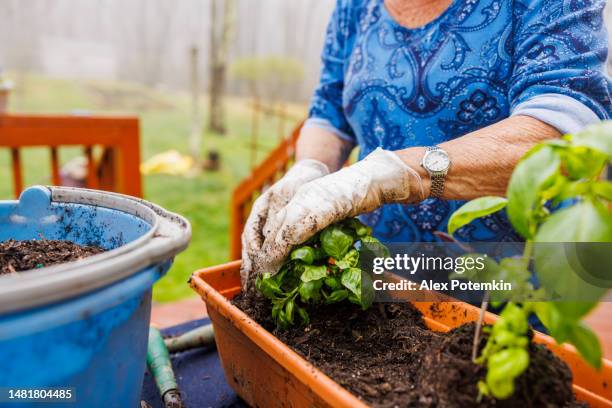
189, 46, 202, 163
208, 63, 227, 134
208, 0, 235, 135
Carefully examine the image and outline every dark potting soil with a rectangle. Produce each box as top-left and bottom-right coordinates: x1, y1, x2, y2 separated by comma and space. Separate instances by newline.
0, 239, 104, 275
233, 291, 587, 408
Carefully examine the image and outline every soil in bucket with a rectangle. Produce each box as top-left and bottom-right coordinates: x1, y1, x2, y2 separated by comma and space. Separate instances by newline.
233, 290, 587, 408
0, 239, 104, 274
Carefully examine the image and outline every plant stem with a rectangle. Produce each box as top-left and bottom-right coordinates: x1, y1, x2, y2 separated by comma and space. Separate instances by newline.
472, 240, 532, 363
522, 239, 533, 270
472, 291, 490, 363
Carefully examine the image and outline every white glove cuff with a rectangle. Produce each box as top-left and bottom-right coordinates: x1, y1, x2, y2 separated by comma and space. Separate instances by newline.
367, 148, 426, 203
288, 158, 330, 178
386, 150, 426, 203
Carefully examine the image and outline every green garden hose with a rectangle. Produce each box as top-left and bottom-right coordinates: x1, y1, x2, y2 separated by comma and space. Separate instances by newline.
147, 326, 184, 408
164, 324, 215, 353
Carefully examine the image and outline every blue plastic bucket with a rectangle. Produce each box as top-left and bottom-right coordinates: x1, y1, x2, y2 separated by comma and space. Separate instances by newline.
0, 186, 191, 408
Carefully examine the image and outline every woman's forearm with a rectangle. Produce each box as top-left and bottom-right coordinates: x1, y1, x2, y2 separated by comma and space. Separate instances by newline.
396, 115, 561, 200
296, 125, 355, 172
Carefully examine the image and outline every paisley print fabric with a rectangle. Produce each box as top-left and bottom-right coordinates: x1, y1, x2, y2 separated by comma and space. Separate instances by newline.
308, 0, 611, 243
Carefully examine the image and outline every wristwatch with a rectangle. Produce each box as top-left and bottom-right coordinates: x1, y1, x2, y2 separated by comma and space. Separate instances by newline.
421, 146, 451, 198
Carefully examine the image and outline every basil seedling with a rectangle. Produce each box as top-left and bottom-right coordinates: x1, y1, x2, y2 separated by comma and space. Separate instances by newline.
255, 218, 383, 329
449, 121, 612, 400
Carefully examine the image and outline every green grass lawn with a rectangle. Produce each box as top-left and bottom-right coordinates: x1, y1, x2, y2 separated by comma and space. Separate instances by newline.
0, 73, 307, 302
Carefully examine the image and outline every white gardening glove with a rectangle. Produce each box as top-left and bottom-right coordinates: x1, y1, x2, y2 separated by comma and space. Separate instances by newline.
256, 148, 425, 276
240, 159, 329, 287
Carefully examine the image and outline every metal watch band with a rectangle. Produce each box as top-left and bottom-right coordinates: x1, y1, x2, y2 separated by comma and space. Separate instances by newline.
430, 172, 445, 198
425, 146, 446, 199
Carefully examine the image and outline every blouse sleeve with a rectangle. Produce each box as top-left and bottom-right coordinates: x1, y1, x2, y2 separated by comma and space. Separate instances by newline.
305, 0, 356, 143
508, 0, 612, 135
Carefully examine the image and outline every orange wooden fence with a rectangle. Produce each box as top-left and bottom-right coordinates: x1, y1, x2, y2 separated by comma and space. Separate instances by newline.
0, 114, 142, 198
229, 121, 302, 259
247, 99, 303, 169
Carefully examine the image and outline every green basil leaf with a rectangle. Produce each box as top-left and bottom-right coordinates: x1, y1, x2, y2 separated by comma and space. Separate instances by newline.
486, 348, 529, 399
477, 381, 490, 398
554, 180, 590, 203
492, 330, 523, 348
531, 302, 552, 328
341, 267, 362, 298
360, 271, 375, 310
540, 173, 569, 202
290, 246, 315, 264
536, 303, 573, 343
561, 146, 607, 180
285, 299, 295, 324
335, 260, 350, 269
299, 279, 323, 303
271, 303, 281, 321
344, 218, 372, 237
300, 264, 328, 282
489, 348, 530, 379
324, 289, 349, 304
324, 276, 343, 290
568, 121, 612, 160
347, 292, 360, 306
552, 302, 598, 322
507, 145, 561, 238
360, 235, 390, 258
567, 323, 602, 369
534, 201, 611, 302
486, 378, 514, 400
537, 200, 612, 241
277, 309, 289, 329
447, 197, 508, 235
321, 225, 354, 259
335, 248, 359, 269
297, 306, 310, 325
536, 303, 599, 354
494, 303, 529, 335
593, 181, 612, 201
256, 273, 283, 299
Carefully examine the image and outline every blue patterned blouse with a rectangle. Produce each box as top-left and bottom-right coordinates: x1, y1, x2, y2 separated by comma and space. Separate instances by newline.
305, 0, 611, 243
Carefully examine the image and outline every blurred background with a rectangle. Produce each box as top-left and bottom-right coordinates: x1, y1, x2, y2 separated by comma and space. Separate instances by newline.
0, 0, 336, 303
0, 0, 611, 306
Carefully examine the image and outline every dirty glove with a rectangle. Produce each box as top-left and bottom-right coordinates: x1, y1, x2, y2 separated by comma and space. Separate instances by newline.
257, 148, 425, 275
240, 159, 329, 286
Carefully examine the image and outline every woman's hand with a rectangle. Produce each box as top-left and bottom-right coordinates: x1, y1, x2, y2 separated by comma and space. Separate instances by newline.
255, 148, 424, 275
240, 159, 329, 287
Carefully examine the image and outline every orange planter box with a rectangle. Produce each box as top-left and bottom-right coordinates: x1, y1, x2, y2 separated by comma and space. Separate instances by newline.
190, 261, 612, 408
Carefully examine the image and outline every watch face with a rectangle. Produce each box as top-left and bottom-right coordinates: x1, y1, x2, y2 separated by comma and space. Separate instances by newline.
424, 150, 450, 172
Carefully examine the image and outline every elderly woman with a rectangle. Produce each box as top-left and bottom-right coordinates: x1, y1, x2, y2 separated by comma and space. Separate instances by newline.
241, 0, 611, 280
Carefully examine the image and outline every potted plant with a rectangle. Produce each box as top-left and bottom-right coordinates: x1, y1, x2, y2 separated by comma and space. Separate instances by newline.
0, 186, 191, 406
445, 120, 612, 402
0, 69, 12, 114
191, 122, 612, 407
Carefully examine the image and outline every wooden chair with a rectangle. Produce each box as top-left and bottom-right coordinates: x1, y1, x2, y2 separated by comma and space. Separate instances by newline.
0, 114, 142, 198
